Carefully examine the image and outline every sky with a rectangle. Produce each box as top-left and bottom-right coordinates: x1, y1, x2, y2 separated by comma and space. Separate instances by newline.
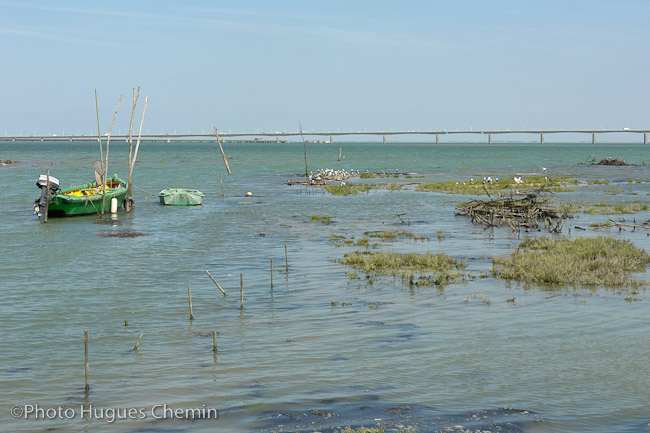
1, 0, 649, 139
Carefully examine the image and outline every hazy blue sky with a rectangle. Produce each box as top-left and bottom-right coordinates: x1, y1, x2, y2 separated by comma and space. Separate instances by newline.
1, 0, 649, 137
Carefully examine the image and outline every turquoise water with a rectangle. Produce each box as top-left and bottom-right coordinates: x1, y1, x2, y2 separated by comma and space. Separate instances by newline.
1, 140, 649, 432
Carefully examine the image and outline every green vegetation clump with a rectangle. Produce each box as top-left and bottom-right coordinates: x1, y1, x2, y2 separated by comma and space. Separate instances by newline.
589, 221, 613, 228
310, 214, 333, 224
367, 230, 414, 240
583, 203, 649, 215
343, 250, 464, 274
324, 183, 377, 195
342, 249, 465, 287
359, 173, 376, 179
416, 176, 578, 194
355, 237, 369, 247
492, 236, 650, 289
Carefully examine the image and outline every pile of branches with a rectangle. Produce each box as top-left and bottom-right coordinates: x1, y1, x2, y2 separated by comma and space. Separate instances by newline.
455, 189, 567, 233
593, 157, 631, 166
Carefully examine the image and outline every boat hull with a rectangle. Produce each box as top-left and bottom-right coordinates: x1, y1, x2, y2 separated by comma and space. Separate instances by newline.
43, 177, 128, 217
158, 188, 204, 206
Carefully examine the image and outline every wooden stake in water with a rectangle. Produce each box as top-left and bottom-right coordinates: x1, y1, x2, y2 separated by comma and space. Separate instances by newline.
270, 258, 274, 292
219, 170, 227, 214
84, 329, 89, 391
133, 333, 144, 351
213, 330, 217, 353
240, 273, 243, 310
124, 319, 128, 327
214, 127, 231, 175
44, 169, 50, 223
188, 286, 194, 320
285, 244, 289, 272
205, 270, 227, 296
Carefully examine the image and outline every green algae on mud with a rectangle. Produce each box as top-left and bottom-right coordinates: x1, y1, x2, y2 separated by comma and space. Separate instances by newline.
492, 236, 650, 290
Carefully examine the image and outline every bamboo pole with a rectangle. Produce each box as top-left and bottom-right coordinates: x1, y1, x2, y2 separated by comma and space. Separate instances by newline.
84, 329, 89, 391
102, 95, 122, 214
213, 128, 231, 175
131, 96, 148, 166
133, 333, 144, 351
44, 170, 50, 223
188, 286, 194, 320
129, 96, 148, 200
240, 273, 243, 310
94, 90, 103, 169
270, 258, 273, 291
212, 330, 217, 353
205, 270, 227, 296
219, 170, 227, 214
126, 87, 140, 205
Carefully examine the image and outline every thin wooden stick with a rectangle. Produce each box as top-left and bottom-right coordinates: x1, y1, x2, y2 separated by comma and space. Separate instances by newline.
133, 333, 144, 351
188, 286, 194, 320
240, 273, 243, 310
219, 170, 227, 214
94, 90, 103, 167
102, 95, 122, 215
260, 202, 268, 223
270, 258, 273, 291
214, 127, 231, 174
124, 319, 128, 327
84, 329, 89, 391
127, 87, 140, 204
285, 244, 289, 272
205, 270, 227, 296
131, 96, 148, 178
44, 170, 50, 223
212, 330, 217, 352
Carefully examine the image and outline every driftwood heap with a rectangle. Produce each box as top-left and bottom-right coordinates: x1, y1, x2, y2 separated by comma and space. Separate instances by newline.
456, 189, 566, 233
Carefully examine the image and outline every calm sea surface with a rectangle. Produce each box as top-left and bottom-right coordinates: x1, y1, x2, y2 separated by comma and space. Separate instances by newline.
1, 140, 649, 433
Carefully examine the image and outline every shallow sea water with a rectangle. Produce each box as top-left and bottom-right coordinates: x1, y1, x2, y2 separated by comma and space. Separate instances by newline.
1, 140, 649, 433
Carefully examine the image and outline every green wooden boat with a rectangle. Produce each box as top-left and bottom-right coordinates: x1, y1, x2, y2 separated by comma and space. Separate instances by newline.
159, 188, 204, 206
34, 175, 128, 217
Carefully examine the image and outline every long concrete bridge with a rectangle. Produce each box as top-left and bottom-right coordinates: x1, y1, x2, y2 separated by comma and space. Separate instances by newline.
2, 129, 650, 144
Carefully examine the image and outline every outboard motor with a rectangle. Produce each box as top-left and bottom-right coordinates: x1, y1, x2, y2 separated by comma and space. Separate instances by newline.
34, 174, 60, 216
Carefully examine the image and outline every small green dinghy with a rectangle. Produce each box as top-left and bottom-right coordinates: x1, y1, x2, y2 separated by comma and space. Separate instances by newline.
159, 188, 204, 206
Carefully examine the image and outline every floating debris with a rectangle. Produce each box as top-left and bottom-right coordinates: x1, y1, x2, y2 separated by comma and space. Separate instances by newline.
99, 231, 150, 238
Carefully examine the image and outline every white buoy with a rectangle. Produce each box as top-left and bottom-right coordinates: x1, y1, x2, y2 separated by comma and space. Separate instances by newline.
110, 197, 118, 214
246, 192, 253, 197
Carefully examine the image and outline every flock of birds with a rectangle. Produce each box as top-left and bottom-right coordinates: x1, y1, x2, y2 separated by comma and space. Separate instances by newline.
293, 166, 550, 188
